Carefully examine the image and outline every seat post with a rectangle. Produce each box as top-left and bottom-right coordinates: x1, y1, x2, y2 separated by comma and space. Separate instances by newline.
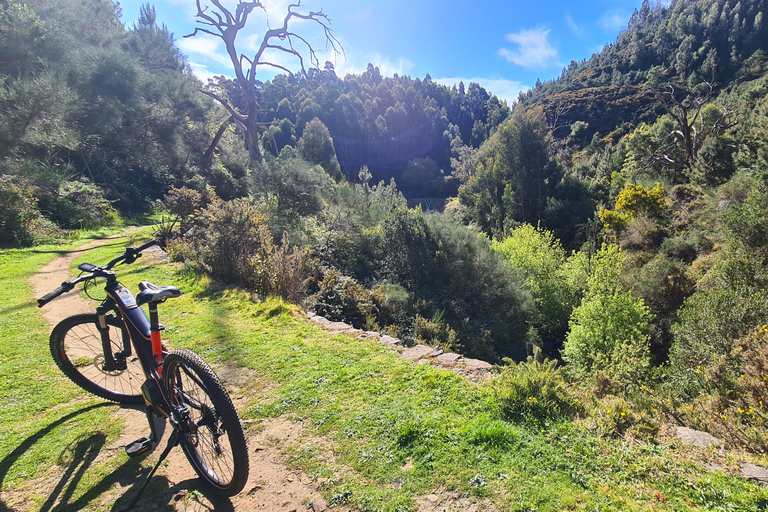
148, 303, 163, 367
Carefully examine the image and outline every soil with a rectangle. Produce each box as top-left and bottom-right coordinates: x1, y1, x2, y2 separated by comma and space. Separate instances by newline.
22, 234, 495, 511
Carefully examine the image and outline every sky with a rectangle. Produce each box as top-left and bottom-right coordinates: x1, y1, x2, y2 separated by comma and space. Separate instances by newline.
116, 0, 648, 104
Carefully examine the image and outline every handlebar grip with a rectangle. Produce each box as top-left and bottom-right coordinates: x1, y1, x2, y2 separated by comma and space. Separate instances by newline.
37, 282, 74, 308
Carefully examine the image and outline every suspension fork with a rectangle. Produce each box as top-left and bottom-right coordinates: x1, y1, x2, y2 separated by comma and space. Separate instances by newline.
96, 304, 116, 372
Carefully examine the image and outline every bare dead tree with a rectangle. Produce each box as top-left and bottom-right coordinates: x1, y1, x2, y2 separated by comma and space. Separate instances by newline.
546, 99, 572, 135
186, 1, 343, 164
649, 82, 738, 175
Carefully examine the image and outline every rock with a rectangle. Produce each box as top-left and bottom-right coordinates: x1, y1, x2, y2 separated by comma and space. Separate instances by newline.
462, 358, 492, 371
437, 353, 462, 365
740, 462, 768, 485
703, 462, 724, 472
325, 321, 352, 331
312, 499, 328, 511
674, 426, 723, 448
426, 494, 439, 503
402, 344, 438, 361
379, 335, 402, 346
311, 315, 331, 326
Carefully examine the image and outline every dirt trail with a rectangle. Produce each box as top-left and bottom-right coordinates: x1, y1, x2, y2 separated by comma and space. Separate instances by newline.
28, 234, 326, 511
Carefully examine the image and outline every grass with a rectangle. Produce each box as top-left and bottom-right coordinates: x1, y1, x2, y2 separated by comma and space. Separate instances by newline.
2, 231, 768, 510
0, 230, 159, 511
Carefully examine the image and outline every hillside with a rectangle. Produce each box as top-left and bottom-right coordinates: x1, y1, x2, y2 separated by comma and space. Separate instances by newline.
1, 235, 767, 511
2, 0, 768, 492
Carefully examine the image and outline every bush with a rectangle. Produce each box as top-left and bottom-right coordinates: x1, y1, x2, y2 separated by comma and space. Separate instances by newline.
669, 325, 768, 452
154, 186, 214, 243
599, 182, 667, 237
0, 175, 43, 245
39, 179, 117, 229
562, 245, 653, 387
669, 255, 768, 396
413, 311, 460, 352
187, 198, 275, 290
308, 268, 385, 330
172, 197, 312, 301
490, 357, 582, 425
492, 224, 577, 346
580, 393, 659, 440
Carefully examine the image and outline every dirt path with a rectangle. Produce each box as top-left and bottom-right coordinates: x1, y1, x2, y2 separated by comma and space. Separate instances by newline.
28, 234, 327, 512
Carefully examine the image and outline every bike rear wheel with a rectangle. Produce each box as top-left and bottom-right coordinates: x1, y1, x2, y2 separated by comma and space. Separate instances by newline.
50, 314, 143, 404
163, 349, 249, 496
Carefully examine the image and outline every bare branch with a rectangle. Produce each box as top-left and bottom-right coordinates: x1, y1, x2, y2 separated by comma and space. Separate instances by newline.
188, 0, 343, 163
201, 89, 246, 124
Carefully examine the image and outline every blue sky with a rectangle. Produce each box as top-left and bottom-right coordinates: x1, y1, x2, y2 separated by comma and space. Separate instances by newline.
116, 0, 647, 103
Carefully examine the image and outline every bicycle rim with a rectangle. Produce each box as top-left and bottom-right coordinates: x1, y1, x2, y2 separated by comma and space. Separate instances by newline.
52, 314, 143, 403
163, 350, 247, 494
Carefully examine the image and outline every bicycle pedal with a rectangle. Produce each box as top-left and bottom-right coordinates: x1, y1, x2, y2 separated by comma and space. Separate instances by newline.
125, 437, 153, 457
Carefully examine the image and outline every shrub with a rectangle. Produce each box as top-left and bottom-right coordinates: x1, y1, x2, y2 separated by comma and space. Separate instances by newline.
180, 197, 276, 292
669, 325, 768, 452
154, 186, 214, 243
40, 179, 117, 229
492, 224, 577, 346
0, 175, 42, 245
173, 197, 312, 301
308, 268, 385, 330
562, 245, 653, 387
669, 255, 768, 395
599, 182, 667, 236
581, 394, 659, 440
490, 357, 582, 425
413, 311, 460, 352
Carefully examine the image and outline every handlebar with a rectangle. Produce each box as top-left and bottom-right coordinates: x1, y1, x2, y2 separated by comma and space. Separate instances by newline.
37, 239, 159, 307
37, 282, 76, 307
105, 239, 159, 269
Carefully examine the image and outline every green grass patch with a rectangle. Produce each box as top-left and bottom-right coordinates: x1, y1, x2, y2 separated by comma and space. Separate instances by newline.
0, 231, 164, 511
3, 231, 768, 511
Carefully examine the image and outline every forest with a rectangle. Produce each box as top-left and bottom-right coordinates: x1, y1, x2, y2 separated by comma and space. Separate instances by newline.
2, 0, 768, 452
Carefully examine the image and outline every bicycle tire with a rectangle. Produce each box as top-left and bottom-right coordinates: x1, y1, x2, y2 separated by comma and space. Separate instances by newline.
50, 313, 144, 404
163, 349, 249, 495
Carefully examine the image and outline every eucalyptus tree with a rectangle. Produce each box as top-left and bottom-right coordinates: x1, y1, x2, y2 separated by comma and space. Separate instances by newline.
187, 0, 343, 164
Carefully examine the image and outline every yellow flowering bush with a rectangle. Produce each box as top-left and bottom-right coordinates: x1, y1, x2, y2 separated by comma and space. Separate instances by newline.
672, 324, 768, 452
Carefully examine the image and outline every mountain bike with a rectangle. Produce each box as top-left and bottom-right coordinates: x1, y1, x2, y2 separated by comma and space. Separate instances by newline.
37, 239, 249, 508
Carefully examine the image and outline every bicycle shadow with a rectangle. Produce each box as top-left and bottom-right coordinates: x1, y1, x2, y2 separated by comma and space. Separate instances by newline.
0, 402, 235, 512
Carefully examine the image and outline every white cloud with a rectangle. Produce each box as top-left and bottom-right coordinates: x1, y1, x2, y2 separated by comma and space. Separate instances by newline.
177, 35, 232, 67
434, 77, 529, 105
187, 61, 221, 82
499, 27, 559, 69
334, 53, 414, 78
566, 15, 584, 38
601, 12, 628, 31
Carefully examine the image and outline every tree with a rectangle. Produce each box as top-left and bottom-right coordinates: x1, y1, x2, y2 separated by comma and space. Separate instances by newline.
492, 224, 577, 347
562, 244, 653, 385
646, 81, 738, 182
298, 117, 341, 180
187, 0, 342, 164
598, 182, 667, 235
459, 106, 558, 236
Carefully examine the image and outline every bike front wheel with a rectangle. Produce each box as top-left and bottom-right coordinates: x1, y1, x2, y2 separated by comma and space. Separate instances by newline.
50, 314, 144, 404
163, 349, 249, 496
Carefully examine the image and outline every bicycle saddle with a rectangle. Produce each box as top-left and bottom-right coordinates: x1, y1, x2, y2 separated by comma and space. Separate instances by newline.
136, 281, 181, 306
